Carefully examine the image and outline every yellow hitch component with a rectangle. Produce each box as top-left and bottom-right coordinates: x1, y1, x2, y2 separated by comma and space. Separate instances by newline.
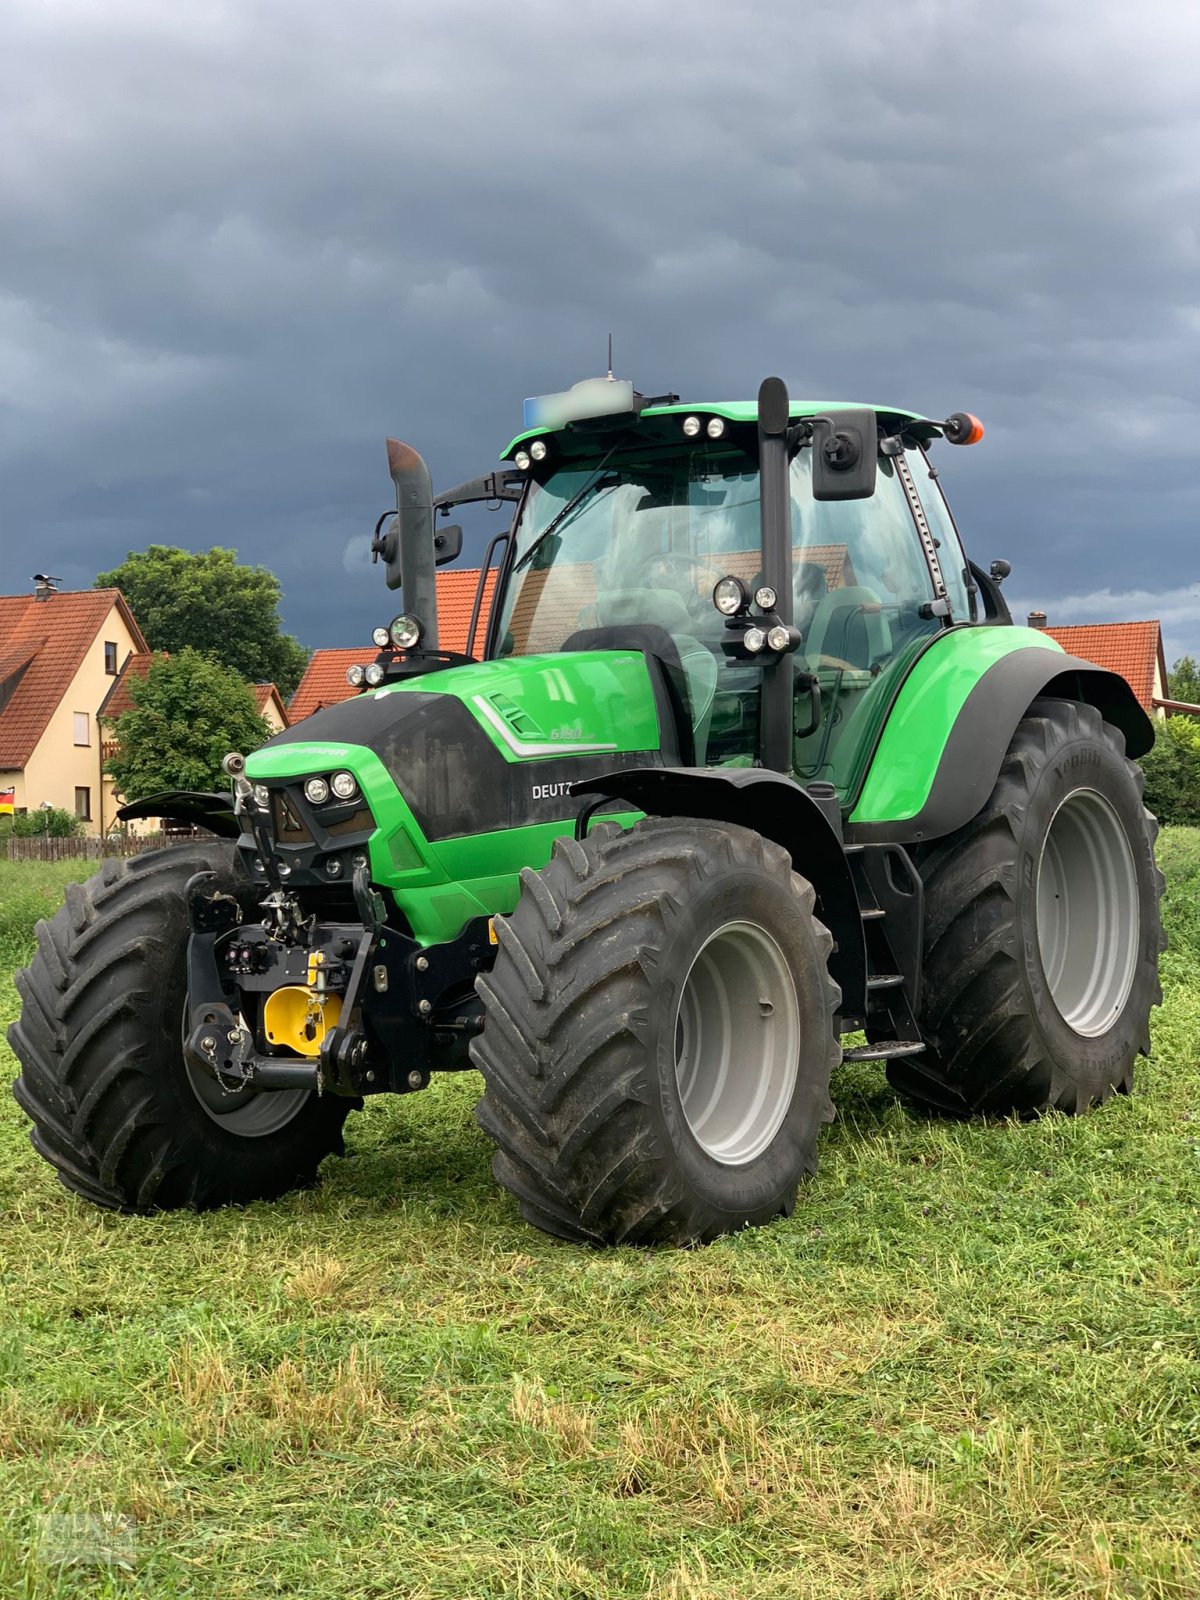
262, 985, 343, 1058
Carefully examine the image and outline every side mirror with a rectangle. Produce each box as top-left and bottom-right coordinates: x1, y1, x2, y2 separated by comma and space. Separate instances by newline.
811, 409, 877, 502
434, 524, 463, 566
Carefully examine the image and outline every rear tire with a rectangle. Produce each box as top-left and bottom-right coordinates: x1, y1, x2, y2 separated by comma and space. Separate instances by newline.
472, 818, 841, 1246
888, 699, 1165, 1117
8, 844, 354, 1211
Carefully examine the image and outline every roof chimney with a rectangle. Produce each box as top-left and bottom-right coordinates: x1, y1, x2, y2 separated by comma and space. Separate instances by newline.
1027, 610, 1048, 630
32, 573, 61, 601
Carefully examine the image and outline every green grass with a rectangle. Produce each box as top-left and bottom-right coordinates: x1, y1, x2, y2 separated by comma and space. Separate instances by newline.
1, 838, 1198, 1599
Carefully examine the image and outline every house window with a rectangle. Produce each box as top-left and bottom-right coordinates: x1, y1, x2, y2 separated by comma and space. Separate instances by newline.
104, 641, 118, 675
75, 787, 91, 821
73, 711, 90, 746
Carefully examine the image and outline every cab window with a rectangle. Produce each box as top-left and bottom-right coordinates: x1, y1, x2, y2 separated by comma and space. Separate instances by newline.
906, 446, 974, 621
789, 451, 942, 799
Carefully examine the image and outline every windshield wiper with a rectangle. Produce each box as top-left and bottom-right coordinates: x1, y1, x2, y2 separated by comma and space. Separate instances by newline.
512, 448, 621, 576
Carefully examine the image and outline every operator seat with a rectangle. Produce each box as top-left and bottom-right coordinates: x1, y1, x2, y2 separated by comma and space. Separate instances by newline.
804, 585, 891, 680
590, 589, 720, 763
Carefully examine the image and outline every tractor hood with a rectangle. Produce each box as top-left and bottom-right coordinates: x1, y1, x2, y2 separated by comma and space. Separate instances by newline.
246, 650, 665, 846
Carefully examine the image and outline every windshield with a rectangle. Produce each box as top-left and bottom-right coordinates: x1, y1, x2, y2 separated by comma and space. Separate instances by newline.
495, 453, 761, 658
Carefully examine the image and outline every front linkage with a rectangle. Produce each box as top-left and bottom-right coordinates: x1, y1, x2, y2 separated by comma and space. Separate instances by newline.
181, 769, 491, 1105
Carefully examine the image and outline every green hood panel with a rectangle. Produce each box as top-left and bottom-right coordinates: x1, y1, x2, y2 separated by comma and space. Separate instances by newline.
243, 650, 662, 944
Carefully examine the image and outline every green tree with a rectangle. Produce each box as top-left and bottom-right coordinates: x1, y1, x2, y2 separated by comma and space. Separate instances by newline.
96, 546, 309, 698
1140, 715, 1200, 827
104, 649, 271, 802
1167, 654, 1200, 705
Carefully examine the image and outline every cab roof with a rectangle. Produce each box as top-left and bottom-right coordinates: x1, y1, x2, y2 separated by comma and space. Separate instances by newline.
502, 399, 932, 460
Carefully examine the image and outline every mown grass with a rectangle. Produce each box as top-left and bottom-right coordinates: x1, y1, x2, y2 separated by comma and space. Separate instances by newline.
0, 838, 1197, 1599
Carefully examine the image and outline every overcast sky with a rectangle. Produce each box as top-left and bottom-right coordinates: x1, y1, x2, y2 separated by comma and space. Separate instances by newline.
2, 0, 1198, 663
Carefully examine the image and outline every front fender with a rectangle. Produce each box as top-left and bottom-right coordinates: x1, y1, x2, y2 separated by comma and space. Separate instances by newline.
570, 766, 867, 1022
848, 626, 1153, 846
115, 790, 239, 837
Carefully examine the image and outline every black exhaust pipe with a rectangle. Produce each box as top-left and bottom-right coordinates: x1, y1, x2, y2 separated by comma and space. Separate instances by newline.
381, 438, 439, 651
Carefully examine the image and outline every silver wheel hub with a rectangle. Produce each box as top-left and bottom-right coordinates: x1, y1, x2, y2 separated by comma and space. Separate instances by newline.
674, 919, 801, 1165
1036, 788, 1139, 1038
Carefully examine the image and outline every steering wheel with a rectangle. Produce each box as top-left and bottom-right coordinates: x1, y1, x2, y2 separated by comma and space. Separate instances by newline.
630, 550, 732, 624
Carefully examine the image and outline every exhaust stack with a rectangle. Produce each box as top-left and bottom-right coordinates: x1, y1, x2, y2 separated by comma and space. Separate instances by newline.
380, 439, 439, 651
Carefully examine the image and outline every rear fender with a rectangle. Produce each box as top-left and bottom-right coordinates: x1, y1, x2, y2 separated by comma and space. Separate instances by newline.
570, 766, 867, 1021
849, 630, 1153, 845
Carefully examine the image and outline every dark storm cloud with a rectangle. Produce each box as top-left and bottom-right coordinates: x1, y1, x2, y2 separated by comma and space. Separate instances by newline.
2, 0, 1199, 658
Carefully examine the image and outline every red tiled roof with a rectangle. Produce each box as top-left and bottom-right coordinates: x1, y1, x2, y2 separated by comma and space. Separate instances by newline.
1044, 622, 1165, 712
252, 682, 289, 727
0, 589, 147, 768
289, 568, 498, 721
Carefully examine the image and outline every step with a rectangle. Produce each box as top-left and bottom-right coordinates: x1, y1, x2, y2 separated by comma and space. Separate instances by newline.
865, 973, 904, 990
841, 1040, 925, 1062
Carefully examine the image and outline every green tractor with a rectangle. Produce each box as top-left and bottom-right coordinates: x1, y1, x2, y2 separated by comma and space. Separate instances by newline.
9, 376, 1165, 1245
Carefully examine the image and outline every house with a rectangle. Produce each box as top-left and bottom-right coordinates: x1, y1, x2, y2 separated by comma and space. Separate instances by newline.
290, 567, 498, 720
253, 683, 289, 732
1029, 614, 1171, 718
0, 582, 148, 835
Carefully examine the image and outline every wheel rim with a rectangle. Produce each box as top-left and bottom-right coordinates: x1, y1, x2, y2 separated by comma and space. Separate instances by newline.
183, 1017, 311, 1138
1036, 788, 1140, 1038
674, 920, 800, 1166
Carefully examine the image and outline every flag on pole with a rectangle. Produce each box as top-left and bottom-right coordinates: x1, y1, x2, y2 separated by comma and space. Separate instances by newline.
0, 788, 14, 817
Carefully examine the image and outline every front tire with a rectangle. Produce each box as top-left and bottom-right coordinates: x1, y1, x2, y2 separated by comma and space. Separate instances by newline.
888, 699, 1165, 1117
472, 818, 841, 1246
8, 844, 354, 1212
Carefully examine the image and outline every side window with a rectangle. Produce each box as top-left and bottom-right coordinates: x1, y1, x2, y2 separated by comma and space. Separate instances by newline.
789, 452, 942, 798
907, 447, 974, 621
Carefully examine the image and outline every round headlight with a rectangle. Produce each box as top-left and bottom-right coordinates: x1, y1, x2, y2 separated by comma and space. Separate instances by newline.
389, 613, 422, 650
713, 576, 748, 616
304, 776, 330, 805
754, 585, 778, 612
530, 439, 548, 461
706, 416, 726, 439
767, 625, 791, 652
364, 662, 385, 686
514, 449, 532, 471
330, 770, 358, 801
372, 625, 390, 648
252, 783, 270, 807
346, 664, 365, 687
743, 627, 767, 653
682, 415, 702, 437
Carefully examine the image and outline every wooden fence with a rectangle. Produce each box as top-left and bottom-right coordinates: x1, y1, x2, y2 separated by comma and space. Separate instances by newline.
4, 830, 204, 864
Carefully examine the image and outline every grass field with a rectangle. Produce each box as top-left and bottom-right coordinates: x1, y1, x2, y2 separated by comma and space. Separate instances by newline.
1, 837, 1198, 1599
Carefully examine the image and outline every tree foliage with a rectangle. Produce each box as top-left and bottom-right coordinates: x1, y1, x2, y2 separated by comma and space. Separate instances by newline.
1140, 714, 1200, 827
1167, 654, 1200, 706
104, 649, 271, 803
96, 546, 309, 698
